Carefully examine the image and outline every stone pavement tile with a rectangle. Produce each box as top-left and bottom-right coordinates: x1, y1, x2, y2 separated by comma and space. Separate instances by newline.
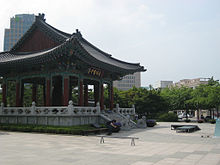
140, 155, 165, 163
74, 152, 143, 165
154, 158, 181, 165
168, 152, 190, 159
192, 151, 208, 155
180, 144, 201, 153
196, 153, 220, 165
211, 149, 220, 154
131, 161, 154, 165
176, 154, 204, 165
196, 144, 214, 152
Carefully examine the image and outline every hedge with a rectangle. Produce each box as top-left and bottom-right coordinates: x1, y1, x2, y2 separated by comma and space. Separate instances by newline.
158, 113, 178, 122
0, 124, 99, 135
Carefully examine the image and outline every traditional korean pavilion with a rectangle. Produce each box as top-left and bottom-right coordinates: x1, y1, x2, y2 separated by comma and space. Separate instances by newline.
0, 14, 145, 110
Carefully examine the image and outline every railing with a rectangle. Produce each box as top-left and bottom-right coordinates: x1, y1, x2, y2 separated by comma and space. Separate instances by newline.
113, 104, 135, 116
0, 102, 135, 117
0, 101, 101, 116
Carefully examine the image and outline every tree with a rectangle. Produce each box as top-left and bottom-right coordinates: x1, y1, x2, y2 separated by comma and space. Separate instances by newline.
113, 87, 169, 118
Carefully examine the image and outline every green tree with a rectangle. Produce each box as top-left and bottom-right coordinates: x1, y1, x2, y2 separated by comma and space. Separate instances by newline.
6, 81, 16, 106
113, 87, 169, 118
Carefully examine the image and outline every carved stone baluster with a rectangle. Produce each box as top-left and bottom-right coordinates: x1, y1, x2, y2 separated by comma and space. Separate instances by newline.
0, 103, 3, 115
116, 103, 120, 114
31, 102, 36, 115
67, 100, 74, 115
132, 104, 135, 115
96, 102, 100, 114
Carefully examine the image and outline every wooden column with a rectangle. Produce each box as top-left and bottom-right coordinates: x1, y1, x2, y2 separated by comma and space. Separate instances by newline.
78, 79, 84, 106
20, 82, 24, 106
94, 83, 99, 106
100, 83, 104, 110
63, 76, 69, 106
2, 81, 7, 107
110, 82, 114, 110
32, 84, 37, 103
69, 84, 73, 102
15, 80, 21, 107
84, 84, 88, 106
43, 84, 46, 106
46, 78, 51, 106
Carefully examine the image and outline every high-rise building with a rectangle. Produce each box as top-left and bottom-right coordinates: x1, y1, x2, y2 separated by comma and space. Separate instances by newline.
4, 14, 35, 51
113, 72, 141, 91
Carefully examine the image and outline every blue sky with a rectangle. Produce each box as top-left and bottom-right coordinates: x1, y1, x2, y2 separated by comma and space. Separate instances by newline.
0, 0, 219, 87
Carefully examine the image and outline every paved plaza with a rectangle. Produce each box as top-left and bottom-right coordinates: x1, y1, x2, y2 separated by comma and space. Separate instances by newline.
1, 122, 220, 165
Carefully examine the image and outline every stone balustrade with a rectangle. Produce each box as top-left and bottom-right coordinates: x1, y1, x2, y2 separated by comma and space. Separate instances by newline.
113, 104, 135, 116
0, 101, 101, 116
0, 102, 135, 126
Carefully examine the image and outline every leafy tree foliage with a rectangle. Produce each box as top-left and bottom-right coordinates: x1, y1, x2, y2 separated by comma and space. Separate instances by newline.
6, 81, 16, 106
112, 87, 169, 118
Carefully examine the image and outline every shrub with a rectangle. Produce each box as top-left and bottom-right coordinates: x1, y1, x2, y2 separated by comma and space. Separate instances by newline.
146, 119, 156, 127
158, 113, 178, 122
0, 124, 95, 135
198, 120, 203, 123
185, 119, 191, 123
208, 119, 216, 124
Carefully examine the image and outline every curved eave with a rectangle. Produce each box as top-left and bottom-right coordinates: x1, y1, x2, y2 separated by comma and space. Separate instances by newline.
0, 46, 66, 75
76, 37, 146, 74
0, 35, 146, 76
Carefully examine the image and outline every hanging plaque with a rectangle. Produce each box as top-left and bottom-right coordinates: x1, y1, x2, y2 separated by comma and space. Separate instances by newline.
88, 67, 103, 77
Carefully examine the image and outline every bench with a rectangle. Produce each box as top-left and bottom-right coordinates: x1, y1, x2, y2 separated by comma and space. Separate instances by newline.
81, 128, 108, 136
176, 126, 198, 133
171, 125, 185, 130
97, 135, 139, 146
171, 124, 197, 130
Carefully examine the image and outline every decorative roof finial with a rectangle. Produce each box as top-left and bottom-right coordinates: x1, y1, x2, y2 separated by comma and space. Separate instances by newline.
37, 13, 46, 21
76, 29, 82, 38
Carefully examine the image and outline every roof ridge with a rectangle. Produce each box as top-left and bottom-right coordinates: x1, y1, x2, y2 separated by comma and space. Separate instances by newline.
10, 13, 71, 52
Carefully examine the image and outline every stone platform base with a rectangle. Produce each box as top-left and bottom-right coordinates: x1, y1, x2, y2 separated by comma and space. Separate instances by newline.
0, 115, 107, 126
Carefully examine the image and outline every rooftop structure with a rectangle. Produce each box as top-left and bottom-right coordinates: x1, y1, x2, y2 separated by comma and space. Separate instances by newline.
172, 78, 209, 89
154, 80, 173, 89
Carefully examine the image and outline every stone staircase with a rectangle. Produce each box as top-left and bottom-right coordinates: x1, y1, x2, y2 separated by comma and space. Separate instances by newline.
100, 111, 137, 130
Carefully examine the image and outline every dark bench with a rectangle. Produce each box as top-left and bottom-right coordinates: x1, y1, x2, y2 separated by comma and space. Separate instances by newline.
97, 135, 139, 146
176, 125, 200, 133
81, 128, 108, 136
171, 124, 196, 130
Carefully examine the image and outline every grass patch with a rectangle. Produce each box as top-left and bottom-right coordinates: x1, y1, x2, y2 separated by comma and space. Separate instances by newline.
0, 124, 100, 135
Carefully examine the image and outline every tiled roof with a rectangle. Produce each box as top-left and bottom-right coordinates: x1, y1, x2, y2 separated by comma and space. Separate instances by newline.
0, 14, 146, 76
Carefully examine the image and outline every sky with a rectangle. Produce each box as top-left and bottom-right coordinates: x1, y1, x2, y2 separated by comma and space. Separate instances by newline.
0, 0, 220, 87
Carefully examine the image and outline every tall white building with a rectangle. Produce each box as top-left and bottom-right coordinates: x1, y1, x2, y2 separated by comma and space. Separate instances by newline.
154, 81, 173, 89
113, 72, 141, 91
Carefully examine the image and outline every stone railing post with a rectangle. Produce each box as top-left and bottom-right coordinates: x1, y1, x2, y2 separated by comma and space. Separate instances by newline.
67, 100, 74, 115
96, 102, 101, 114
116, 103, 120, 114
132, 104, 135, 115
0, 103, 3, 115
31, 101, 36, 115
